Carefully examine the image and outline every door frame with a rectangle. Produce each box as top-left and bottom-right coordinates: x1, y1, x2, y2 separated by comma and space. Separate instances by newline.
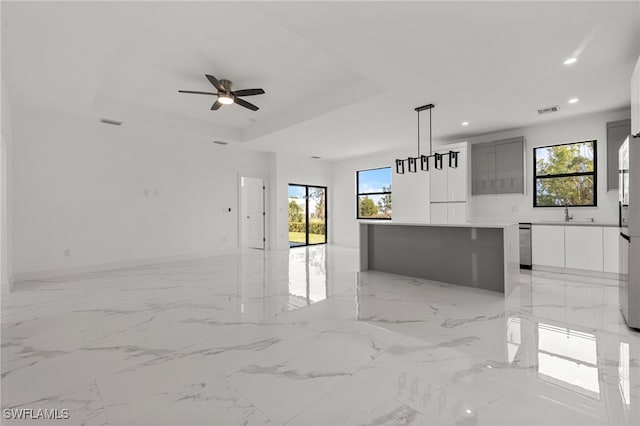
288, 183, 328, 247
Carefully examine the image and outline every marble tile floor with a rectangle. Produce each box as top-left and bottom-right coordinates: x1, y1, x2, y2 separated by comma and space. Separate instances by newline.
1, 245, 639, 425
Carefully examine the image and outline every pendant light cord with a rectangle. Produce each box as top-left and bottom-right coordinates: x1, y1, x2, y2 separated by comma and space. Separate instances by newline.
429, 107, 432, 155
417, 109, 420, 157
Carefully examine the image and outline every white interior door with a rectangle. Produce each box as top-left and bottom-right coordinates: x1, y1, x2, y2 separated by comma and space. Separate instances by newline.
240, 177, 264, 249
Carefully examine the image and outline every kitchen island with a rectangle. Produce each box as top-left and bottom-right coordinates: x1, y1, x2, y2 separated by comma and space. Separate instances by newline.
358, 221, 519, 294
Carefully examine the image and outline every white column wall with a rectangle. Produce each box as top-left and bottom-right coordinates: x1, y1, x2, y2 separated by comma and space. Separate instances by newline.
1, 76, 14, 293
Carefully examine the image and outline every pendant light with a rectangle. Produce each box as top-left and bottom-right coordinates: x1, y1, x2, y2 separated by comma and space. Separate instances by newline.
395, 103, 459, 174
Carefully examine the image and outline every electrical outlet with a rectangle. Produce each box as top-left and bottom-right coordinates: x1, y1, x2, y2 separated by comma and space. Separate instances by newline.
144, 189, 149, 196
63, 249, 71, 257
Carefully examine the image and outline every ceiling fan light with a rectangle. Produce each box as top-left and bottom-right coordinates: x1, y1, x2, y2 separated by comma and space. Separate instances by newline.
218, 94, 234, 105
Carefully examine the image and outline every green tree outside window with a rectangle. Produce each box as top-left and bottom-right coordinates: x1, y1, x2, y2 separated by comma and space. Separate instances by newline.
534, 140, 596, 207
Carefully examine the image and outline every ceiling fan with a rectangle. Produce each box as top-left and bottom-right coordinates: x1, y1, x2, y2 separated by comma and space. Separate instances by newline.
178, 74, 265, 111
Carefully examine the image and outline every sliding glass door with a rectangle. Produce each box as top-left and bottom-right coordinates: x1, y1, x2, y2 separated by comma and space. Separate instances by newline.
288, 184, 327, 247
308, 186, 326, 245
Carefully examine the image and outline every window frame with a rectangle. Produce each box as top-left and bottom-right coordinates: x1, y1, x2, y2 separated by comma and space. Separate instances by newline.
532, 139, 597, 208
356, 167, 392, 220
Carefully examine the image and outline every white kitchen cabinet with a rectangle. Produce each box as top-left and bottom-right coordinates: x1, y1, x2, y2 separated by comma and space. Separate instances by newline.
447, 149, 467, 202
603, 227, 620, 273
564, 226, 603, 271
430, 203, 448, 223
429, 142, 468, 223
431, 142, 467, 202
447, 203, 467, 223
532, 225, 619, 273
430, 202, 467, 224
532, 225, 565, 268
631, 55, 640, 137
430, 161, 448, 202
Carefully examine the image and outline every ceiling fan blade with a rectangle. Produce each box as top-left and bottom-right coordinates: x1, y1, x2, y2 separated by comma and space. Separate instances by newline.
178, 90, 217, 95
234, 97, 259, 111
205, 74, 224, 91
232, 88, 265, 97
211, 100, 223, 110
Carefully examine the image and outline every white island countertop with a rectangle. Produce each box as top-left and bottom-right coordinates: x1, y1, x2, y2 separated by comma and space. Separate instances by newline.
357, 220, 517, 229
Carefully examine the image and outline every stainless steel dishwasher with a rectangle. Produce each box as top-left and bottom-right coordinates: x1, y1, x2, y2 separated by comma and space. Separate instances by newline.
519, 223, 532, 269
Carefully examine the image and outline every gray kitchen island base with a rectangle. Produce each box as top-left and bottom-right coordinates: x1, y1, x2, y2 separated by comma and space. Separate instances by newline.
359, 222, 519, 294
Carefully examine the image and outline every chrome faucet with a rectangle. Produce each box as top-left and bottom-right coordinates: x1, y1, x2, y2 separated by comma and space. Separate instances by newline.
564, 202, 574, 222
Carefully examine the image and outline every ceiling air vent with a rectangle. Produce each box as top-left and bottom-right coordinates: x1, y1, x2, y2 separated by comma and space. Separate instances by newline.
100, 118, 122, 126
213, 140, 228, 145
537, 105, 559, 115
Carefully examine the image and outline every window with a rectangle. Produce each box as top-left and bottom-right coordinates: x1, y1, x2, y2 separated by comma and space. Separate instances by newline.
533, 140, 597, 207
356, 167, 392, 219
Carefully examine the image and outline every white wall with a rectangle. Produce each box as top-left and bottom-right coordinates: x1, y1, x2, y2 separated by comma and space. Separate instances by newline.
12, 107, 272, 280
1, 76, 14, 293
273, 153, 332, 250
331, 149, 431, 248
456, 109, 630, 224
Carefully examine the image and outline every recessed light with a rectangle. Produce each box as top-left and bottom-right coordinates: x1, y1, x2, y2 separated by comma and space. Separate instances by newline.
310, 156, 322, 159
568, 98, 579, 104
564, 57, 577, 65
213, 140, 228, 145
462, 121, 469, 126
465, 409, 472, 414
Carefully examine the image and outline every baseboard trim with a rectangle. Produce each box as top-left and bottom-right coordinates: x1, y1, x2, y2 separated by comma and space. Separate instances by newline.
11, 249, 241, 284
532, 264, 622, 280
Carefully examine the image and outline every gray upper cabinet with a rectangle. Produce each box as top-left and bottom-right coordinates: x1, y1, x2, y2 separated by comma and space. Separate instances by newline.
495, 139, 525, 194
471, 137, 525, 195
606, 119, 631, 191
471, 143, 495, 195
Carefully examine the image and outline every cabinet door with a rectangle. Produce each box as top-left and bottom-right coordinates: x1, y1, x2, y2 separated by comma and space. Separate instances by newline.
532, 225, 565, 267
495, 139, 524, 194
447, 202, 467, 223
471, 143, 496, 195
606, 120, 631, 191
430, 203, 448, 224
565, 226, 603, 271
430, 158, 448, 202
603, 227, 620, 273
447, 148, 466, 201
632, 55, 640, 137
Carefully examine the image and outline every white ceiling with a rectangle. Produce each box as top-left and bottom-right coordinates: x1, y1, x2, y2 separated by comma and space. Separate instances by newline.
2, 1, 639, 160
